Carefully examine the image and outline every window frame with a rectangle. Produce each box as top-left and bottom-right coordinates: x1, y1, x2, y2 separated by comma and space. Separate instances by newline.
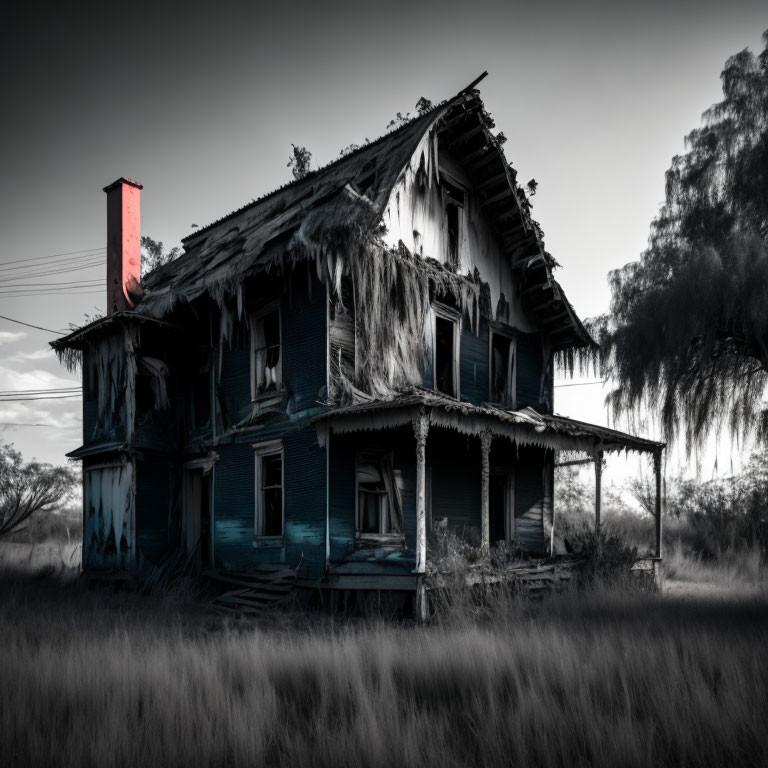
354, 449, 403, 544
441, 177, 466, 269
253, 439, 285, 544
249, 300, 283, 402
488, 324, 517, 408
431, 302, 461, 399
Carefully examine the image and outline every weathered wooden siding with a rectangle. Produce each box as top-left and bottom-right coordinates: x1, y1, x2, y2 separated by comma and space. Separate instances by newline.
83, 457, 134, 571
283, 428, 326, 579
459, 320, 489, 404
219, 343, 250, 426
381, 140, 537, 332
213, 426, 326, 577
212, 442, 256, 571
514, 446, 546, 553
135, 453, 175, 564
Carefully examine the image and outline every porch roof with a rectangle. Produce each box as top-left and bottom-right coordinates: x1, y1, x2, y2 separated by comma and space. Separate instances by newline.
314, 389, 664, 455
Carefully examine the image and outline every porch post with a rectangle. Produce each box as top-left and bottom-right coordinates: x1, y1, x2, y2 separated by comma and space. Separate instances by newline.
594, 450, 603, 536
654, 449, 663, 558
413, 410, 429, 574
480, 429, 492, 552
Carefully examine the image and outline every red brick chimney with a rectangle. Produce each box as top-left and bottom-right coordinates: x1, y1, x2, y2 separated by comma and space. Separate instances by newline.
104, 177, 142, 314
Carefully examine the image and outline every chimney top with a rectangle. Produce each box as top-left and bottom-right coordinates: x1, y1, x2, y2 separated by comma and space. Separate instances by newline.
103, 177, 143, 193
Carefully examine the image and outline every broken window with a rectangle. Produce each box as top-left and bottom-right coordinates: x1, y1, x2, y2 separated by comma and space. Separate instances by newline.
251, 303, 282, 397
356, 452, 403, 536
434, 313, 458, 398
255, 442, 283, 538
490, 332, 515, 406
442, 179, 464, 268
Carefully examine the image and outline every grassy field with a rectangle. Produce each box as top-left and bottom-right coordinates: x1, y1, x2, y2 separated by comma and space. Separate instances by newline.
1, 538, 767, 768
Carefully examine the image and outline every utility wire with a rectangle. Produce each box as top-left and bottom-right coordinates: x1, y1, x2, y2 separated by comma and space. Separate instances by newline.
0, 259, 105, 281
0, 252, 105, 274
0, 387, 80, 395
0, 247, 104, 267
0, 394, 82, 402
0, 314, 61, 333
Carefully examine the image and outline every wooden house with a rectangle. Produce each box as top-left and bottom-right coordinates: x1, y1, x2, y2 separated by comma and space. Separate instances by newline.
52, 83, 664, 613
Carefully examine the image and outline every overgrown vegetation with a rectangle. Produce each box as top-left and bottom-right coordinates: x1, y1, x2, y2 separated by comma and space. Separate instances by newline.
140, 235, 181, 276
0, 445, 76, 539
287, 143, 312, 180
590, 31, 768, 450
1, 550, 766, 768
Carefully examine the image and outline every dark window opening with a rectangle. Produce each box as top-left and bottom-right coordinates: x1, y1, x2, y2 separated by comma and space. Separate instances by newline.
443, 180, 464, 268
491, 334, 513, 405
446, 204, 459, 266
435, 315, 456, 397
253, 308, 281, 394
260, 453, 283, 537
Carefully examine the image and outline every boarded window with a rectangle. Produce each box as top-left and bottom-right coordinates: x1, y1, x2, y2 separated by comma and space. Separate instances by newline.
435, 315, 457, 397
251, 305, 282, 396
356, 453, 403, 536
255, 443, 283, 538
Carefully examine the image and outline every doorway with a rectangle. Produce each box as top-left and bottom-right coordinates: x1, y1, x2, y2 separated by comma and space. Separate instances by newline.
489, 472, 513, 546
183, 467, 211, 568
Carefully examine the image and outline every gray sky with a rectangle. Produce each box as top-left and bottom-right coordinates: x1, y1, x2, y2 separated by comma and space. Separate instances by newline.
1, 0, 765, 472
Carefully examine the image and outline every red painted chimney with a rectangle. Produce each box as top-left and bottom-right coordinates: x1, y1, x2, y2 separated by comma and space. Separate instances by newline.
104, 177, 143, 315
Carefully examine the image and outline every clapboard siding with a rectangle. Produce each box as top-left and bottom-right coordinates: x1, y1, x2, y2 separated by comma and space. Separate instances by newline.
517, 332, 543, 409
460, 321, 489, 404
283, 427, 326, 579
515, 446, 545, 553
213, 442, 256, 571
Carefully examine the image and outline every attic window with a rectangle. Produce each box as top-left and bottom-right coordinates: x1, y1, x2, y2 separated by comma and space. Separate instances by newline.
250, 302, 282, 398
442, 179, 464, 268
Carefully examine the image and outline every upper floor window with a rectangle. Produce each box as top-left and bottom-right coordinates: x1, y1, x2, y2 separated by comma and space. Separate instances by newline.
432, 304, 460, 398
250, 301, 282, 398
442, 179, 465, 268
254, 440, 283, 539
490, 329, 516, 407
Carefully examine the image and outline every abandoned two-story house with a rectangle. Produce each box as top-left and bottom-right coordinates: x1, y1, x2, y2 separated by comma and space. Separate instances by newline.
52, 82, 665, 611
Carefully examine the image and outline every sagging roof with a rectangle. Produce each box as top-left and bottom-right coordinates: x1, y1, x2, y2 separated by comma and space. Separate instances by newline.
131, 86, 593, 350
314, 389, 664, 455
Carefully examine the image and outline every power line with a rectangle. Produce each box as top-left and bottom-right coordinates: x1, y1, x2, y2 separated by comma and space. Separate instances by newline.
0, 290, 104, 298
0, 388, 80, 395
0, 252, 105, 274
0, 258, 105, 281
0, 280, 104, 289
0, 394, 82, 402
0, 314, 61, 333
0, 247, 104, 267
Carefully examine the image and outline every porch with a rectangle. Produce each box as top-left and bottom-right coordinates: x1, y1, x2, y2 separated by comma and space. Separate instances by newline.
315, 390, 665, 617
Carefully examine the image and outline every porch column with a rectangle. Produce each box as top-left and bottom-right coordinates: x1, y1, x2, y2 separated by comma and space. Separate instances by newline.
480, 429, 492, 552
594, 450, 603, 536
654, 449, 663, 558
413, 410, 430, 574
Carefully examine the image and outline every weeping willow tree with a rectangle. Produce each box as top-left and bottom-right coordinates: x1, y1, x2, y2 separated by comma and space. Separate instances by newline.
592, 31, 768, 451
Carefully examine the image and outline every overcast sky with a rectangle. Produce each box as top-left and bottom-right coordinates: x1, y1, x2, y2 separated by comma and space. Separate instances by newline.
0, 1, 765, 479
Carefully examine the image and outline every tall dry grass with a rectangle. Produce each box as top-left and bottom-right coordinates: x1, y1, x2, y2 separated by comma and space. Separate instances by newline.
2, 551, 768, 768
